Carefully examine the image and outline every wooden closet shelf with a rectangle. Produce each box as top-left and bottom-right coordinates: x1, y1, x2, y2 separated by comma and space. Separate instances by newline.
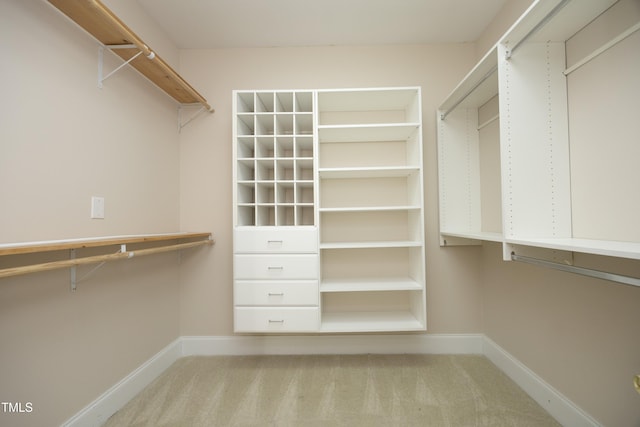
47, 0, 213, 111
0, 232, 213, 280
0, 232, 213, 256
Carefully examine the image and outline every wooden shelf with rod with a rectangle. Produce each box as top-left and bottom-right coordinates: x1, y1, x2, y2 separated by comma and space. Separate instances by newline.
47, 0, 214, 113
0, 232, 214, 282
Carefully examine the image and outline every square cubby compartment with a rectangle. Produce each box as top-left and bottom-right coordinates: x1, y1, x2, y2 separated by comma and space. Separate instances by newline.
276, 137, 294, 158
255, 137, 274, 158
236, 159, 255, 181
237, 137, 255, 159
256, 92, 274, 112
237, 182, 255, 204
296, 159, 314, 180
237, 115, 254, 136
257, 206, 275, 226
295, 137, 313, 158
276, 114, 294, 135
236, 92, 255, 113
277, 183, 295, 204
296, 182, 314, 204
295, 92, 313, 113
256, 160, 275, 181
295, 114, 313, 135
276, 92, 294, 112
256, 183, 275, 204
255, 114, 274, 135
277, 206, 296, 226
276, 159, 295, 181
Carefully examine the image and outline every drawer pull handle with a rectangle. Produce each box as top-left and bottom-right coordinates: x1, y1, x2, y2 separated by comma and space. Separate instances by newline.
267, 240, 283, 244
268, 319, 285, 323
268, 292, 284, 296
268, 266, 284, 270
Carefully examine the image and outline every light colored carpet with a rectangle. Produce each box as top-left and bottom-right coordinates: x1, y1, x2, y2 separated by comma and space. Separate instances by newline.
103, 354, 560, 426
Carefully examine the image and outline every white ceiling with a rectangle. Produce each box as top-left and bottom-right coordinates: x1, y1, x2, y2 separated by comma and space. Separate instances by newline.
137, 0, 508, 49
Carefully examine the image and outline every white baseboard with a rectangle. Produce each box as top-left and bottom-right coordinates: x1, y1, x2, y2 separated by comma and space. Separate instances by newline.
61, 338, 182, 427
483, 336, 601, 427
62, 334, 599, 427
181, 333, 484, 356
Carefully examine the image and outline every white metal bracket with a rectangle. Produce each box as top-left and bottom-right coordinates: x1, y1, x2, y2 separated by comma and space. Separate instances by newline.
69, 245, 127, 291
178, 104, 208, 132
98, 44, 155, 89
70, 249, 77, 292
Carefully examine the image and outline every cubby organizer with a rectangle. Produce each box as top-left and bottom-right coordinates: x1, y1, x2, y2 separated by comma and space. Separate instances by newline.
436, 0, 640, 286
235, 91, 315, 227
233, 87, 426, 333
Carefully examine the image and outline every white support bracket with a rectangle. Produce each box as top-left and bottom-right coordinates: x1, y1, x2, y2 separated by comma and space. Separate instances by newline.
98, 44, 155, 89
69, 245, 127, 291
178, 104, 209, 132
70, 249, 77, 292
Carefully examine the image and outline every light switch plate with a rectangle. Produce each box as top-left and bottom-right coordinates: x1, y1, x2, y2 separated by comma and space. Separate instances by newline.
91, 196, 105, 219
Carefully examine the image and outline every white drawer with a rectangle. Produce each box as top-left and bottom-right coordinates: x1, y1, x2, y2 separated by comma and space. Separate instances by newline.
234, 254, 318, 279
235, 280, 318, 306
235, 227, 317, 253
234, 307, 319, 332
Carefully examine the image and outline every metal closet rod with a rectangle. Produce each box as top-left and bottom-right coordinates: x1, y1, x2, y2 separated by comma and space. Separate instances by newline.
506, 0, 571, 58
511, 253, 640, 287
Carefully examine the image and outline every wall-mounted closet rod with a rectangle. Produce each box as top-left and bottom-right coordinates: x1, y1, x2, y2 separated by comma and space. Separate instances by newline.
440, 65, 497, 120
511, 253, 640, 287
0, 239, 212, 280
564, 22, 640, 76
505, 0, 570, 58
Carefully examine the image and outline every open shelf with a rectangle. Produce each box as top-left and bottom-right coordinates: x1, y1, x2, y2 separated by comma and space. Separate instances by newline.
320, 311, 425, 332
320, 241, 423, 249
320, 277, 423, 292
47, 0, 213, 111
505, 238, 640, 261
318, 124, 420, 143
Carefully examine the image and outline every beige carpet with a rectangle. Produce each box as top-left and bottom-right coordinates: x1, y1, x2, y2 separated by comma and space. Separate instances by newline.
103, 354, 560, 426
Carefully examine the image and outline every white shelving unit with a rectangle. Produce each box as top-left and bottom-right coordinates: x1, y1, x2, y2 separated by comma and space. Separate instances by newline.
317, 87, 426, 332
233, 87, 426, 332
437, 0, 640, 278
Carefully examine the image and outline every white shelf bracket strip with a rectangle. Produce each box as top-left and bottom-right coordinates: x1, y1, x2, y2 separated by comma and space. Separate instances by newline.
511, 253, 640, 287
98, 44, 151, 89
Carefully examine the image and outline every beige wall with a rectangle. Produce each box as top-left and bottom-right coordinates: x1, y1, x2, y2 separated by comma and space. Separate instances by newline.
176, 44, 485, 335
0, 0, 184, 425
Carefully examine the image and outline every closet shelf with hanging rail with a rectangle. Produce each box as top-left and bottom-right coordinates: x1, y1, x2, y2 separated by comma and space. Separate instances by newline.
0, 232, 214, 284
47, 0, 214, 115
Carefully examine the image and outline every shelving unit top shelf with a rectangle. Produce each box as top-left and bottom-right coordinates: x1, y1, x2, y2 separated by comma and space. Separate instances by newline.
318, 87, 420, 112
47, 0, 213, 112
